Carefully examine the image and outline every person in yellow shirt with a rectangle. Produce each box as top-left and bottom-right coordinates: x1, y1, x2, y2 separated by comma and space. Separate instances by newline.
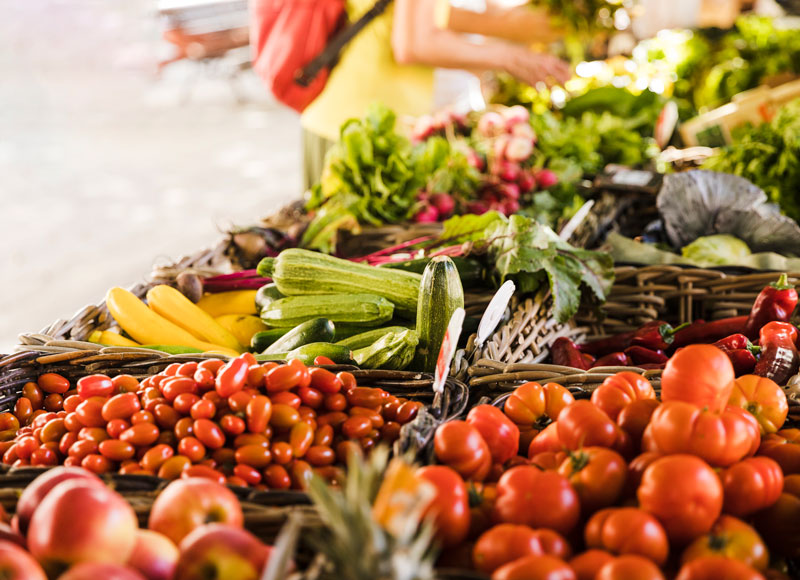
300, 0, 570, 190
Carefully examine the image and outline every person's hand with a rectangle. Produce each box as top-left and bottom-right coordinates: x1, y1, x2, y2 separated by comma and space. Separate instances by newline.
504, 47, 571, 87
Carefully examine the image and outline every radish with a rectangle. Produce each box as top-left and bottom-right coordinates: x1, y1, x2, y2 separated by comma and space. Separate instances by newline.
493, 134, 511, 163
505, 136, 534, 162
498, 183, 520, 201
502, 105, 530, 128
477, 111, 506, 138
501, 199, 520, 215
414, 204, 440, 223
518, 170, 537, 193
511, 122, 536, 143
430, 192, 456, 217
416, 190, 430, 202
412, 115, 437, 141
497, 161, 521, 182
467, 149, 485, 171
466, 201, 490, 215
535, 168, 559, 189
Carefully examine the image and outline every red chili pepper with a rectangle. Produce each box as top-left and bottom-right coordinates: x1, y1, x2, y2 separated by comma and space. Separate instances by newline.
713, 333, 754, 352
723, 349, 759, 376
754, 321, 800, 385
581, 353, 595, 368
744, 274, 798, 340
624, 346, 668, 365
591, 352, 630, 368
670, 316, 749, 349
577, 331, 635, 357
551, 337, 591, 370
629, 320, 689, 351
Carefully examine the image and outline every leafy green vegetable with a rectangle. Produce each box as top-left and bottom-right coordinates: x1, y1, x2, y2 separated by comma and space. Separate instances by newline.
702, 98, 800, 222
681, 235, 751, 267
438, 211, 506, 244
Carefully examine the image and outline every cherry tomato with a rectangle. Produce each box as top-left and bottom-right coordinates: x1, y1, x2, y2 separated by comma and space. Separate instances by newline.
228, 391, 253, 414
119, 423, 160, 447
317, 412, 348, 429
181, 465, 226, 486
190, 399, 216, 420
637, 454, 723, 545
39, 418, 67, 443
215, 357, 249, 398
271, 391, 301, 409
434, 420, 491, 481
193, 419, 225, 449
22, 383, 44, 409
416, 465, 470, 549
198, 358, 225, 376
466, 405, 520, 465
172, 393, 200, 415
43, 394, 63, 412
98, 439, 136, 461
263, 464, 291, 489
309, 368, 342, 394
290, 459, 313, 490
585, 507, 669, 566
558, 447, 626, 513
14, 398, 33, 425
67, 439, 97, 460
193, 367, 215, 391
234, 433, 268, 448
112, 374, 140, 393
396, 401, 422, 424
681, 515, 768, 571
81, 453, 113, 474
661, 345, 734, 414
591, 372, 656, 421
176, 436, 205, 463
30, 446, 58, 466
174, 416, 194, 440
235, 444, 272, 468
381, 421, 402, 443
75, 397, 106, 428
289, 422, 314, 458
220, 414, 246, 436
313, 356, 335, 366
76, 375, 114, 399
234, 463, 262, 486
38, 373, 70, 394
491, 554, 575, 580
101, 393, 141, 422
271, 442, 293, 465
131, 410, 155, 425
265, 363, 304, 393
342, 416, 372, 440
323, 393, 347, 412
140, 444, 174, 471
305, 445, 335, 466
569, 550, 615, 580
494, 466, 580, 535
721, 456, 783, 517
246, 395, 273, 434
472, 524, 543, 574
675, 556, 764, 580
270, 404, 300, 430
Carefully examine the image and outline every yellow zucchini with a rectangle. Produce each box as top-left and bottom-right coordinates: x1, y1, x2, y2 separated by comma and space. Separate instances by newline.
196, 290, 259, 317
106, 287, 239, 357
147, 285, 243, 352
214, 314, 268, 348
88, 330, 140, 347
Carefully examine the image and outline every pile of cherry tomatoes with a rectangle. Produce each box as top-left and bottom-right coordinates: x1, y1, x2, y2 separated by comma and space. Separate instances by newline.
423, 344, 800, 580
0, 354, 423, 489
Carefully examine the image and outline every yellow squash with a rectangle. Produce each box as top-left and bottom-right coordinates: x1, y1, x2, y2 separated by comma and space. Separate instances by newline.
196, 290, 259, 317
147, 285, 243, 352
214, 314, 268, 348
88, 330, 140, 347
106, 287, 239, 357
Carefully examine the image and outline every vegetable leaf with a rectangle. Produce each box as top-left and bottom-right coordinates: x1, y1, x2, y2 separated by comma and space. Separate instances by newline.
439, 211, 506, 244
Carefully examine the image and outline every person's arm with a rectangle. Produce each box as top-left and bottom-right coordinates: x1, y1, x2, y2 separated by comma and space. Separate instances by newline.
392, 0, 570, 86
447, 4, 564, 45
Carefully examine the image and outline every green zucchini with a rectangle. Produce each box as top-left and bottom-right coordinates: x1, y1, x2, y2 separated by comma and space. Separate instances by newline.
263, 318, 335, 355
381, 257, 484, 287
411, 256, 464, 372
335, 326, 409, 350
255, 283, 284, 311
261, 294, 393, 328
257, 249, 421, 317
353, 329, 419, 370
256, 342, 355, 365
250, 328, 291, 353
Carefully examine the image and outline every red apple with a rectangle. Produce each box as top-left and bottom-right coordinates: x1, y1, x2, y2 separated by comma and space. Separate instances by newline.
174, 524, 272, 580
15, 467, 102, 535
58, 562, 146, 580
0, 523, 26, 549
0, 540, 47, 580
148, 478, 243, 545
126, 529, 178, 580
27, 480, 138, 575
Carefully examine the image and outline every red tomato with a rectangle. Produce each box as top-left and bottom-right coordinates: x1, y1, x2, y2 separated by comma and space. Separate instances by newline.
472, 524, 543, 574
624, 452, 662, 499
434, 421, 491, 482
504, 382, 575, 428
557, 400, 620, 451
235, 444, 272, 468
493, 466, 580, 535
190, 399, 216, 420
140, 444, 174, 472
637, 455, 723, 545
119, 423, 160, 447
193, 419, 225, 449
648, 401, 759, 467
721, 457, 784, 517
265, 363, 304, 393
569, 550, 615, 580
557, 447, 626, 513
531, 529, 571, 560
596, 555, 665, 580
752, 474, 800, 558
617, 399, 660, 447
76, 374, 114, 399
38, 373, 70, 394
245, 395, 272, 434
491, 554, 575, 580
98, 439, 136, 461
220, 414, 246, 436
675, 556, 765, 580
728, 375, 788, 435
661, 345, 734, 414
309, 368, 342, 394
591, 372, 656, 421
177, 437, 206, 463
528, 423, 563, 457
215, 357, 249, 397
101, 393, 141, 422
681, 516, 768, 571
181, 465, 226, 485
467, 405, 520, 464
263, 464, 291, 489
416, 465, 470, 548
758, 429, 800, 474
75, 397, 106, 428
584, 507, 669, 566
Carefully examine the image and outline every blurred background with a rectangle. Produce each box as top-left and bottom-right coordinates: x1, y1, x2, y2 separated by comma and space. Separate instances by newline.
0, 0, 300, 351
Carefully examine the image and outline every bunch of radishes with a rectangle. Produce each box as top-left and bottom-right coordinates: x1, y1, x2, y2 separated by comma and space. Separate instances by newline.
411, 109, 469, 142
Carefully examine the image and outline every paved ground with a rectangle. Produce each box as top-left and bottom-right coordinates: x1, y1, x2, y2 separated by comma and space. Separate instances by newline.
0, 0, 301, 351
